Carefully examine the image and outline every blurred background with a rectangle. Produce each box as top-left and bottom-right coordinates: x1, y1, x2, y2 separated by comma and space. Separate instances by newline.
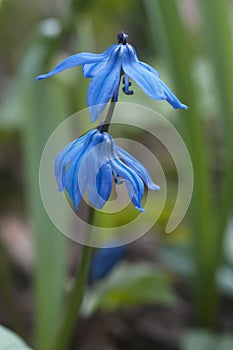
0, 0, 233, 349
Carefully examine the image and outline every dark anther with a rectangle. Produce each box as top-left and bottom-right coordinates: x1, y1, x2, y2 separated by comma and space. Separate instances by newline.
122, 86, 134, 95
122, 76, 134, 95
114, 175, 124, 185
117, 31, 128, 45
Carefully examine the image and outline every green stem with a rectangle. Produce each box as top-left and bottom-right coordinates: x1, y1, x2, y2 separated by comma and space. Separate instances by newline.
52, 208, 95, 350
100, 96, 116, 132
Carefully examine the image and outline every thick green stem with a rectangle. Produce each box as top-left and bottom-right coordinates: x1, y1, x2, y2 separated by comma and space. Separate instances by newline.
52, 208, 95, 350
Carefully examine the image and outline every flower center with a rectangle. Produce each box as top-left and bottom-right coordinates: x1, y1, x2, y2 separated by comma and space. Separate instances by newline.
117, 31, 128, 45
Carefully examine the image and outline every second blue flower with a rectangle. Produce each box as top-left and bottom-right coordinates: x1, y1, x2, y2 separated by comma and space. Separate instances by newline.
55, 128, 160, 212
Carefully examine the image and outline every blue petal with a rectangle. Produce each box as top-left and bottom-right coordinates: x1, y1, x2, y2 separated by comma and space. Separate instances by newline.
82, 60, 108, 78
64, 155, 83, 209
36, 45, 116, 80
110, 157, 144, 212
128, 44, 160, 78
96, 163, 112, 202
82, 45, 118, 78
122, 45, 188, 110
87, 45, 123, 122
158, 80, 188, 110
64, 130, 102, 209
83, 45, 118, 78
102, 133, 144, 211
86, 162, 112, 209
54, 139, 78, 191
116, 146, 160, 191
82, 141, 112, 208
54, 133, 91, 191
138, 61, 160, 78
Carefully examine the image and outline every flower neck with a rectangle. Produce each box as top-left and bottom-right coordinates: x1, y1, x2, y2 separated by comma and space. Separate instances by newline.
98, 96, 116, 133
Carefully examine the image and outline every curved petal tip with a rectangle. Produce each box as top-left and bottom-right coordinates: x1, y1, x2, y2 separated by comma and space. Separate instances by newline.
180, 103, 188, 110
151, 184, 160, 191
136, 205, 145, 212
36, 74, 47, 80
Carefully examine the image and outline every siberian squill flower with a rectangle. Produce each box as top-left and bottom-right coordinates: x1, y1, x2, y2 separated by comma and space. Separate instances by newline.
55, 128, 160, 212
36, 32, 188, 122
89, 245, 128, 282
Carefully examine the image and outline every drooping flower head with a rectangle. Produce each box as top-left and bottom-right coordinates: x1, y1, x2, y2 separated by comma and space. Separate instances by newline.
55, 128, 160, 212
36, 32, 188, 122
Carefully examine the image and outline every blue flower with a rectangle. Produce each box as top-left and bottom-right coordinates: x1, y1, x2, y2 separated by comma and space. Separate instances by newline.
89, 245, 128, 283
54, 128, 160, 211
36, 32, 188, 122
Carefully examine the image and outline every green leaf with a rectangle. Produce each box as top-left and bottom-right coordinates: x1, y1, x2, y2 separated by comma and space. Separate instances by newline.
0, 325, 32, 349
217, 266, 233, 297
81, 262, 176, 316
144, 0, 219, 326
181, 330, 233, 350
19, 36, 69, 350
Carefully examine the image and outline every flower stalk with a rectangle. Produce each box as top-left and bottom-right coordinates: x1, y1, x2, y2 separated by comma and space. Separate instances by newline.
52, 209, 95, 350
99, 96, 116, 133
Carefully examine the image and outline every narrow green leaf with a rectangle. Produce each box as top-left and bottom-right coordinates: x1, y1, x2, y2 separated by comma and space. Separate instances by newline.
197, 0, 233, 257
144, 0, 218, 326
19, 38, 68, 350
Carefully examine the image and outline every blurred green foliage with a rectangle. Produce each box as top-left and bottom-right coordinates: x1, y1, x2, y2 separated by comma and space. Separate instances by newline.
81, 262, 176, 316
181, 330, 233, 350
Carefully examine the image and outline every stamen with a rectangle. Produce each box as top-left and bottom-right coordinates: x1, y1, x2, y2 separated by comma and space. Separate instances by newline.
122, 75, 134, 95
114, 174, 124, 185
